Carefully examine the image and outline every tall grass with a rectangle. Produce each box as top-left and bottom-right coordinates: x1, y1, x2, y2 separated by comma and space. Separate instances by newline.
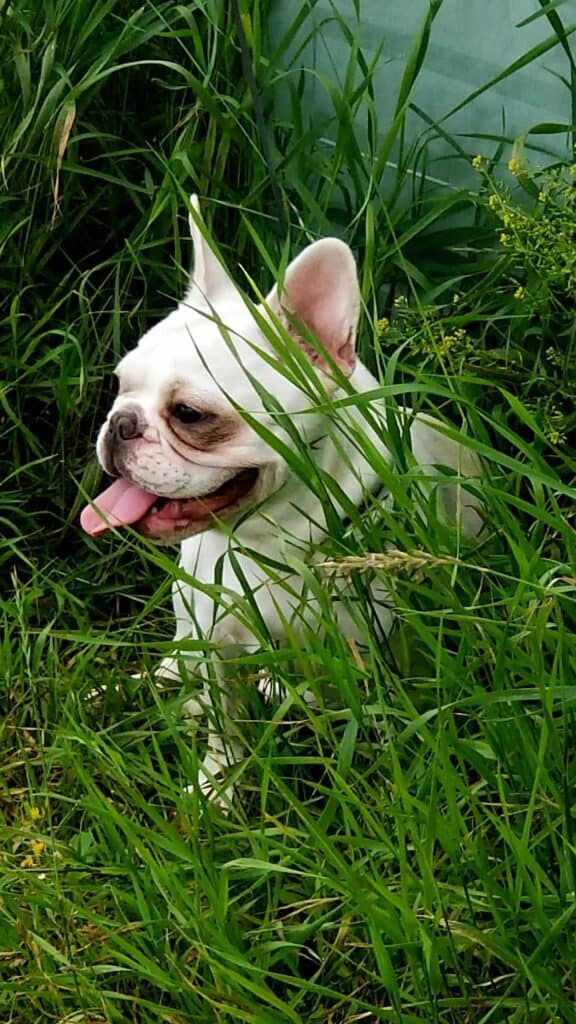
2, 1, 576, 1021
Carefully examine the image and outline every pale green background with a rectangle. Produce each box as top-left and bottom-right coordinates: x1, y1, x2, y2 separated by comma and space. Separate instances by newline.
270, 0, 574, 186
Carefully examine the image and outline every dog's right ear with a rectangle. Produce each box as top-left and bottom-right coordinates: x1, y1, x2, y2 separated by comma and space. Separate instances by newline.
184, 195, 237, 308
265, 238, 360, 380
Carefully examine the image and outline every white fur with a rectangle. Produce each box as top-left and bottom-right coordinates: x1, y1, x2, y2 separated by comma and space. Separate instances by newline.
91, 196, 482, 806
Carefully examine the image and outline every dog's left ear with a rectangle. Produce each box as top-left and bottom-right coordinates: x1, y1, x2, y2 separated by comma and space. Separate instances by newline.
184, 195, 237, 307
265, 238, 360, 378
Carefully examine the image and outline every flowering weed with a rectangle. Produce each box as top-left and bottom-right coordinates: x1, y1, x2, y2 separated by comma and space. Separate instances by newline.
378, 157, 576, 450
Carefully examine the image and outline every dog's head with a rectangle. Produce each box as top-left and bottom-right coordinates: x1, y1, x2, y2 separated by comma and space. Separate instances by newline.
81, 197, 361, 545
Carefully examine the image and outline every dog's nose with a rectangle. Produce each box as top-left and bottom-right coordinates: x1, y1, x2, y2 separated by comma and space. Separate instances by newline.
109, 409, 142, 442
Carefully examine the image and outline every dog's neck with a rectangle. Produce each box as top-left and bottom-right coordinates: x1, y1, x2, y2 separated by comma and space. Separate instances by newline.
224, 359, 384, 554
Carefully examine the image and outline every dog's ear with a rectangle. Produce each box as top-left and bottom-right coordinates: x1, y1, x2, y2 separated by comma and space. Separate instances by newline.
265, 238, 360, 378
184, 195, 237, 307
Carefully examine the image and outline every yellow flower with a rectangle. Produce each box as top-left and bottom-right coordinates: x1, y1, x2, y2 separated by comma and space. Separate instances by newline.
376, 316, 389, 333
499, 232, 509, 245
31, 840, 45, 857
488, 194, 499, 210
20, 855, 35, 869
452, 293, 460, 304
438, 334, 456, 354
546, 428, 564, 446
29, 807, 41, 822
471, 154, 483, 170
514, 286, 525, 300
546, 346, 562, 366
538, 191, 547, 203
508, 157, 521, 175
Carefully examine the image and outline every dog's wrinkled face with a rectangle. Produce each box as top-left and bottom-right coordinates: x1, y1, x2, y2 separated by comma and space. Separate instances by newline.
81, 196, 360, 545
85, 310, 290, 543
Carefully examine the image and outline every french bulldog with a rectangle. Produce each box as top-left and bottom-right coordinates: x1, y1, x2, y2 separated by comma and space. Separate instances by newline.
81, 197, 482, 805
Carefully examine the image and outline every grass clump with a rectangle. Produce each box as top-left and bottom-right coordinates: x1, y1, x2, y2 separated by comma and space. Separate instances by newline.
2, 1, 576, 1023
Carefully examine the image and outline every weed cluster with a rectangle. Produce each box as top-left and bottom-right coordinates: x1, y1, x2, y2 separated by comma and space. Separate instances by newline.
379, 157, 576, 449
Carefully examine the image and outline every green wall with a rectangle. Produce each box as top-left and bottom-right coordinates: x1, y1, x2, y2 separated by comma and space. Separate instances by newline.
269, 0, 574, 187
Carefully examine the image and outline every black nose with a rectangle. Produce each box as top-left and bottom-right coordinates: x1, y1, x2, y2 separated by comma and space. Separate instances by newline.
109, 409, 142, 442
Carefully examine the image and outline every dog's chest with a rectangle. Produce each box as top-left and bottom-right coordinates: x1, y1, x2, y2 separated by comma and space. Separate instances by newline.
178, 526, 301, 642
178, 523, 394, 648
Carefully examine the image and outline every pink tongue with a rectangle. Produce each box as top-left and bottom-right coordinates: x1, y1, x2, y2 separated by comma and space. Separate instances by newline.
80, 479, 158, 536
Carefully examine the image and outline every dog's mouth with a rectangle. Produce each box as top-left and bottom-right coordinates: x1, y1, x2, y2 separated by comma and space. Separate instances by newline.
80, 468, 259, 540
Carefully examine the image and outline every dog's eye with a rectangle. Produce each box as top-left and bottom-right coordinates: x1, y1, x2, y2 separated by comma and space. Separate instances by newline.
171, 403, 205, 425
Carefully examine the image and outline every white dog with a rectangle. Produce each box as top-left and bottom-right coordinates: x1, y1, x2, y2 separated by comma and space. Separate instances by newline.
81, 197, 481, 804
